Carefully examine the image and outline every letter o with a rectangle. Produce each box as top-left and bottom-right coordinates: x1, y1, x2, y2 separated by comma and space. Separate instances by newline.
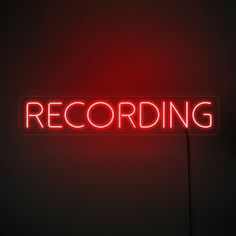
87, 102, 114, 128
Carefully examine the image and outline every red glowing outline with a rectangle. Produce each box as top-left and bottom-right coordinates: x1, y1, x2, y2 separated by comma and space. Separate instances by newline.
22, 97, 217, 134
48, 101, 63, 129
192, 101, 213, 128
64, 101, 85, 128
26, 101, 44, 128
118, 101, 136, 128
169, 101, 189, 128
87, 101, 114, 129
139, 101, 160, 128
162, 101, 166, 128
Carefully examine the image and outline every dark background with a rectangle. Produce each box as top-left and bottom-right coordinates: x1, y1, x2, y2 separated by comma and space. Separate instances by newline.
1, 1, 236, 235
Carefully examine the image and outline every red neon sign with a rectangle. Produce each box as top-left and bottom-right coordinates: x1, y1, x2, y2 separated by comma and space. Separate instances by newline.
20, 97, 219, 134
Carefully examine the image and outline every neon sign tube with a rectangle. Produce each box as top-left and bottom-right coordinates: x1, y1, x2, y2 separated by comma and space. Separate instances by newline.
20, 97, 219, 134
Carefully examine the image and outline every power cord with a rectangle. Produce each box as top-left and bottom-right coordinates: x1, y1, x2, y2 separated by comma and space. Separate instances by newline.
185, 129, 192, 236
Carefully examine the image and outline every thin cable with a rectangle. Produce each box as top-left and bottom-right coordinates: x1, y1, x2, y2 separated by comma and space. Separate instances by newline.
185, 129, 192, 236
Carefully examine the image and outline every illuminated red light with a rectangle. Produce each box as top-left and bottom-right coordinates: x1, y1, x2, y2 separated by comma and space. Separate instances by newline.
48, 102, 63, 129
118, 102, 136, 128
87, 102, 114, 129
23, 98, 217, 134
64, 101, 85, 128
139, 101, 160, 128
26, 102, 44, 128
169, 101, 189, 128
